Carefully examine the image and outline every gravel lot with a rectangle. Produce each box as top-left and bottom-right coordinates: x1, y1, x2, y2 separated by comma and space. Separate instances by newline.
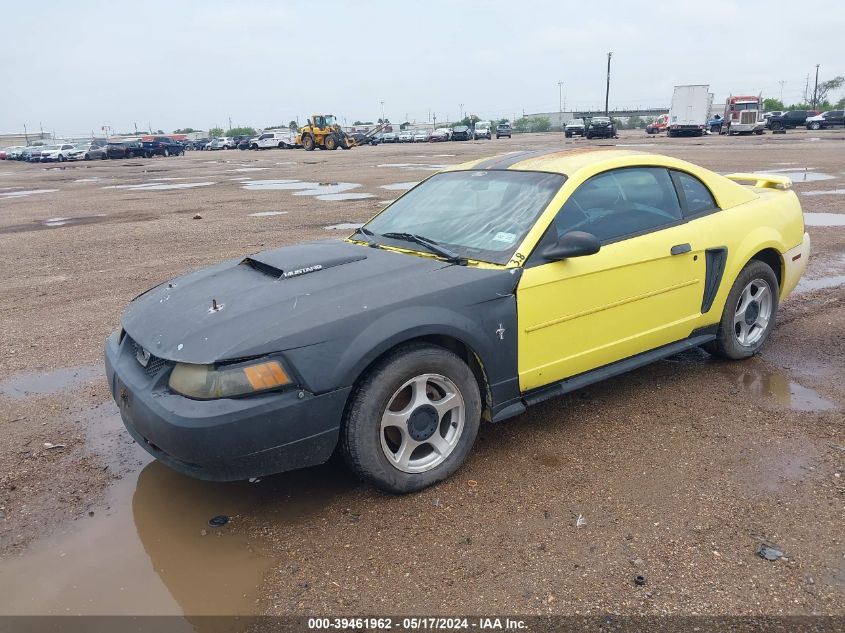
0, 130, 842, 620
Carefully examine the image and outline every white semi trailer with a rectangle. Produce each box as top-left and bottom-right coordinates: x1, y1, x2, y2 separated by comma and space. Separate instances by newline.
667, 85, 712, 137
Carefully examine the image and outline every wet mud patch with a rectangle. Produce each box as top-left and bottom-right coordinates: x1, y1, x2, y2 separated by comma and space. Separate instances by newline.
241, 180, 374, 201
324, 222, 363, 230
102, 182, 216, 191
0, 214, 109, 234
804, 213, 845, 227
0, 189, 59, 199
376, 163, 451, 171
380, 181, 419, 191
0, 394, 358, 620
760, 168, 836, 182
0, 365, 102, 400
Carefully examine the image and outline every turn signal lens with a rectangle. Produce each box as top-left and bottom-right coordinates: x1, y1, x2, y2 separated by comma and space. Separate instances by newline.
169, 359, 291, 399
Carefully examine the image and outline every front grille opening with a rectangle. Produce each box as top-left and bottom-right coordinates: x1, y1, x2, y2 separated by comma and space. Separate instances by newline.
127, 336, 173, 377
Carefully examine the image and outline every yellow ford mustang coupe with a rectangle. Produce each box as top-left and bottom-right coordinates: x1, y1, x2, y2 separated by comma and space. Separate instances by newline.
106, 149, 809, 493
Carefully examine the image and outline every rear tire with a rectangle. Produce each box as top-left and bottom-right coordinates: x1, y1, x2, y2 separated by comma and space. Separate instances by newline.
703, 260, 779, 360
341, 344, 482, 494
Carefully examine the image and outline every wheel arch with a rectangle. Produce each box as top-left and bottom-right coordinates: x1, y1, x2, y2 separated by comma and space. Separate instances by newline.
749, 247, 784, 289
342, 331, 494, 423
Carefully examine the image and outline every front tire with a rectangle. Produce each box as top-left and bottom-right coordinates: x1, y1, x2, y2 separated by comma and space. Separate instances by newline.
341, 344, 482, 494
810, 121, 821, 130
302, 134, 316, 151
704, 260, 779, 360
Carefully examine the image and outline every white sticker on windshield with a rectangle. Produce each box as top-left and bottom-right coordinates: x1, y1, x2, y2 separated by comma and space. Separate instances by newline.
493, 232, 516, 244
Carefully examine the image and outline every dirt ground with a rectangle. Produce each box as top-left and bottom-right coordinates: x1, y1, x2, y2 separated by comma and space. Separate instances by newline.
0, 129, 842, 622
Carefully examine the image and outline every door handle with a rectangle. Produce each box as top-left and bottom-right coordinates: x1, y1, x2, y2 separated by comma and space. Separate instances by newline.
671, 243, 691, 255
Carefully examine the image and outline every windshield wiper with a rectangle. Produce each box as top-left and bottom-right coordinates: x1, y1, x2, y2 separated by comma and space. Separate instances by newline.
351, 226, 380, 248
380, 232, 467, 264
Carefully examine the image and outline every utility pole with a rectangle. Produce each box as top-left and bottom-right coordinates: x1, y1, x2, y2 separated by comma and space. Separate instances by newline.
812, 64, 820, 109
778, 80, 786, 103
228, 116, 232, 132
459, 103, 464, 122
380, 101, 385, 123
605, 52, 613, 117
803, 74, 810, 104
134, 122, 138, 134
23, 123, 28, 144
557, 80, 563, 128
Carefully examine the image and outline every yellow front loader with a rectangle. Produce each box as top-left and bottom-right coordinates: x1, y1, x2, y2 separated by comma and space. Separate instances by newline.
296, 115, 388, 151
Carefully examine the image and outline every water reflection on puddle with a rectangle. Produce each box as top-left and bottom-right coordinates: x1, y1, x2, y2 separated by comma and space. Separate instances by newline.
760, 168, 836, 182
803, 213, 845, 227
376, 163, 451, 171
0, 189, 59, 199
324, 222, 363, 230
241, 180, 374, 200
0, 365, 102, 399
0, 398, 357, 623
801, 189, 845, 196
248, 211, 288, 217
719, 364, 836, 412
380, 181, 418, 191
102, 182, 216, 191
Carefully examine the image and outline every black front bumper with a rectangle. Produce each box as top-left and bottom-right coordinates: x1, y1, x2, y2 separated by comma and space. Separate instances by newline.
104, 331, 350, 481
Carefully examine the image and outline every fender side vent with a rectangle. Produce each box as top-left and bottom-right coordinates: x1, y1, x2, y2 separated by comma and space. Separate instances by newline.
702, 247, 728, 313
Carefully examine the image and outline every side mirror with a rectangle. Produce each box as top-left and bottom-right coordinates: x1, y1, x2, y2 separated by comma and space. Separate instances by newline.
542, 231, 601, 260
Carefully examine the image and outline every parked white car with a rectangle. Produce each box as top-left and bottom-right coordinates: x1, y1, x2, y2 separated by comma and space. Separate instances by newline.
398, 129, 414, 142
249, 131, 295, 149
39, 143, 77, 162
412, 129, 431, 142
207, 137, 233, 150
473, 122, 492, 139
67, 140, 108, 161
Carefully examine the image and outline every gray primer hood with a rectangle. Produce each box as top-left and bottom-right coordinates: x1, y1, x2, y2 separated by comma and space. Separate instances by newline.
121, 239, 517, 365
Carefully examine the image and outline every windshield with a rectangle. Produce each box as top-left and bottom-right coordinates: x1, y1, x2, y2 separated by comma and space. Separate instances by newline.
364, 170, 565, 265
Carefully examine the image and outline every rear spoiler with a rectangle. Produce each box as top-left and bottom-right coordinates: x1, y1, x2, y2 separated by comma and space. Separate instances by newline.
724, 172, 792, 190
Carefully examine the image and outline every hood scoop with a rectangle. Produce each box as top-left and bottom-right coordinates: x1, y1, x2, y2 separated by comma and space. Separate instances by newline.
240, 240, 367, 279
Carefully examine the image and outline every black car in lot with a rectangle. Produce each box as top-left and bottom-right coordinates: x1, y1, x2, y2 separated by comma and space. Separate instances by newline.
585, 116, 616, 139
805, 110, 845, 130
767, 110, 812, 131
186, 138, 210, 150
141, 137, 185, 157
496, 123, 512, 138
107, 140, 144, 159
451, 125, 473, 141
231, 135, 252, 150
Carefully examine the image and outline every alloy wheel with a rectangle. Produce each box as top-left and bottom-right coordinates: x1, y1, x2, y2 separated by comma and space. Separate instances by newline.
734, 278, 773, 347
380, 373, 465, 473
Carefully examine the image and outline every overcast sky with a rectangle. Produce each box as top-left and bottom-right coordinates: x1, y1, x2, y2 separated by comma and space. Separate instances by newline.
1, 0, 842, 136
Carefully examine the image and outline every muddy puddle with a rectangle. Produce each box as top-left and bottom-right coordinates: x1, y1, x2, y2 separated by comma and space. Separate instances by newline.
0, 365, 102, 399
248, 211, 288, 217
241, 180, 374, 201
760, 168, 835, 182
0, 214, 110, 234
324, 222, 363, 230
0, 188, 59, 199
102, 182, 216, 191
796, 274, 845, 293
718, 364, 836, 412
803, 213, 845, 227
801, 188, 845, 196
376, 163, 451, 171
0, 394, 358, 625
380, 181, 418, 191
229, 167, 270, 173
663, 351, 836, 412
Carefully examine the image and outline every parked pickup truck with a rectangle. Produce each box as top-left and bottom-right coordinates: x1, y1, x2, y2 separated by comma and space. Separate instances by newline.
142, 137, 185, 157
767, 110, 815, 131
249, 131, 296, 149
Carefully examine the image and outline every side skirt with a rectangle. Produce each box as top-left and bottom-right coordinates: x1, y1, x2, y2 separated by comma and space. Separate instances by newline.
491, 329, 717, 422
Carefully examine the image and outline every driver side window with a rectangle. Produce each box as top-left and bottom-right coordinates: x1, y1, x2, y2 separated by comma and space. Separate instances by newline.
554, 167, 682, 243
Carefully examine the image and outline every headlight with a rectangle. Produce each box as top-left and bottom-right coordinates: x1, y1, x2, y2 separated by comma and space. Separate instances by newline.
168, 359, 291, 399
